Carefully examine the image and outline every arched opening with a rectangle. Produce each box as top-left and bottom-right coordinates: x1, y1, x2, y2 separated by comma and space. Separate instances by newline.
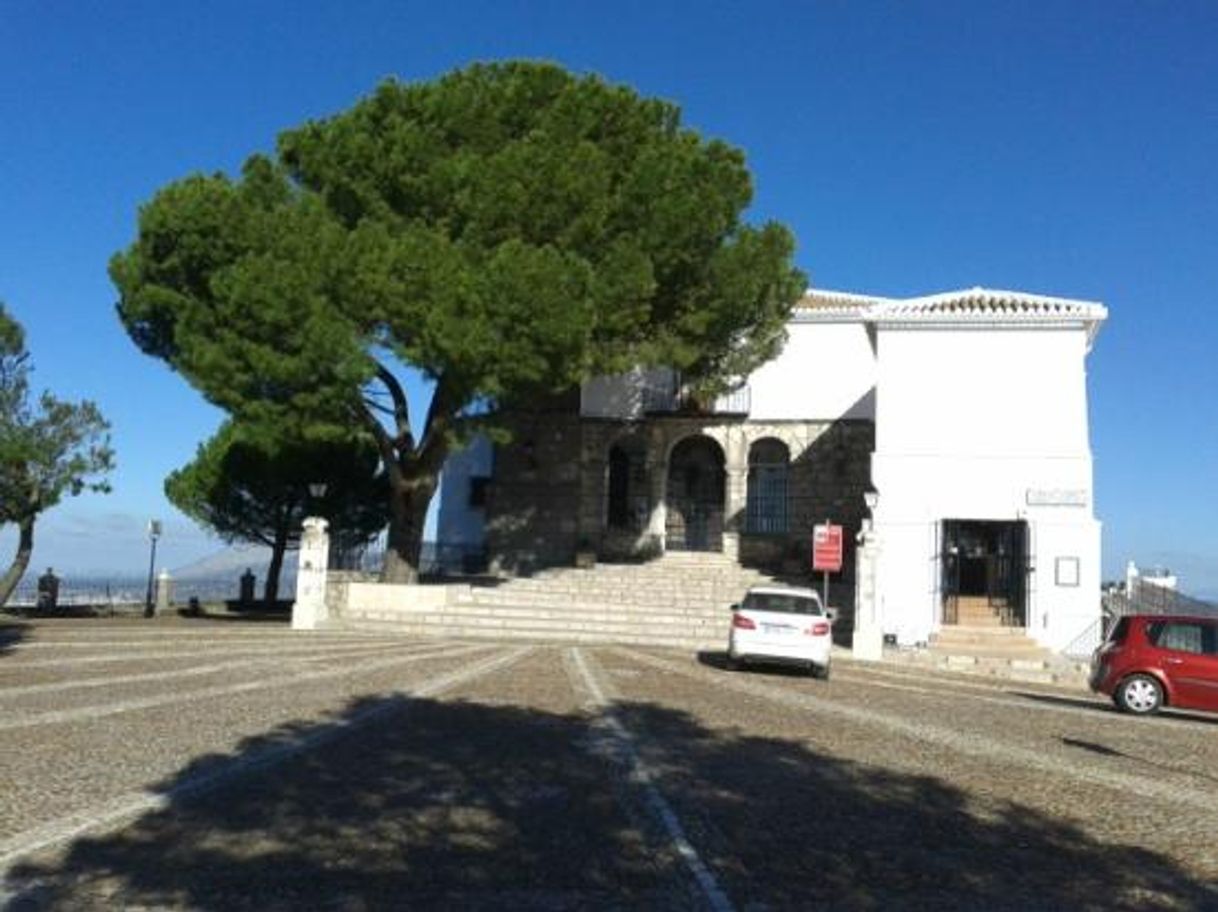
665, 436, 726, 552
606, 436, 647, 531
746, 438, 790, 534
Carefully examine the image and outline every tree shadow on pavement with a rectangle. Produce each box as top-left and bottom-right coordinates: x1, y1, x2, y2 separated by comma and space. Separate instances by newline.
5, 691, 1216, 911
0, 621, 28, 655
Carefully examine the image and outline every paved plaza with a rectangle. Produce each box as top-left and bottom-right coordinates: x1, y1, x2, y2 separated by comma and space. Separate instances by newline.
1, 616, 1216, 910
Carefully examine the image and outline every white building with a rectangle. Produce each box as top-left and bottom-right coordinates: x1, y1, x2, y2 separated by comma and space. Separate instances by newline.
439, 286, 1107, 653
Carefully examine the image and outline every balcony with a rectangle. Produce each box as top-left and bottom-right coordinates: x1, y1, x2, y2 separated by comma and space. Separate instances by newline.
642, 384, 751, 416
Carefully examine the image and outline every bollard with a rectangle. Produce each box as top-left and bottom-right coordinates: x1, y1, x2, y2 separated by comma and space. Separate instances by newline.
155, 570, 174, 616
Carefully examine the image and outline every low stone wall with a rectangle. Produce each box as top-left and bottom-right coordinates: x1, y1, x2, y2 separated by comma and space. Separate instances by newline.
324, 573, 472, 623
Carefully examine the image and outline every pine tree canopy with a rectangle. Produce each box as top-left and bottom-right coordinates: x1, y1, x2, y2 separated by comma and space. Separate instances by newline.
111, 61, 805, 580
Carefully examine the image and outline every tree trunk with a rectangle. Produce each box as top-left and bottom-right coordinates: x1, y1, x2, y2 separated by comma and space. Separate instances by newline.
0, 516, 35, 608
263, 521, 289, 606
382, 481, 434, 584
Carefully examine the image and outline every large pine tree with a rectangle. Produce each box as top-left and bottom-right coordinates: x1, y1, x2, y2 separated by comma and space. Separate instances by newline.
112, 61, 804, 582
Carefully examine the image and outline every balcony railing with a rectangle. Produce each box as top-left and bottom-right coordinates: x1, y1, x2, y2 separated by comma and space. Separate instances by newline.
642, 384, 751, 416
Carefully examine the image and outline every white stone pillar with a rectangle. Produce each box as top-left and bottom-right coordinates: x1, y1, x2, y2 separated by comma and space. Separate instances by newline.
1125, 559, 1138, 596
851, 522, 884, 661
292, 517, 330, 631
154, 570, 174, 616
646, 457, 667, 551
723, 460, 746, 561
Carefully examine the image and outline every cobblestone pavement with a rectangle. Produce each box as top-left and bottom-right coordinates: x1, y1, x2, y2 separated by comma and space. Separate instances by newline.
1, 617, 1216, 910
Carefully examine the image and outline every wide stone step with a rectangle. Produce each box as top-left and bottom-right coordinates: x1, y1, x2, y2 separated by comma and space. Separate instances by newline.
935, 628, 1032, 638
461, 590, 744, 611
543, 576, 775, 586
353, 607, 724, 629
461, 586, 733, 605
341, 602, 730, 634
518, 575, 779, 592
952, 612, 1004, 625
335, 616, 719, 650
886, 649, 1085, 686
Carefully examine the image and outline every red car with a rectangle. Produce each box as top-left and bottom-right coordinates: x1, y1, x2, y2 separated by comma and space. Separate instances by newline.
1090, 614, 1218, 715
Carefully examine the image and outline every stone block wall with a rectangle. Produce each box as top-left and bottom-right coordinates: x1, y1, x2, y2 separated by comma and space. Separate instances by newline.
484, 409, 584, 574
483, 405, 875, 579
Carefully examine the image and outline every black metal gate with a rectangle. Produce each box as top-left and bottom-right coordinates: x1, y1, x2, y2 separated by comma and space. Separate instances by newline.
665, 438, 725, 552
940, 519, 1029, 626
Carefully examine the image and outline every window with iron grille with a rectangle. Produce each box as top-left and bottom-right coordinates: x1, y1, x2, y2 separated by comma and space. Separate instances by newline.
745, 438, 789, 534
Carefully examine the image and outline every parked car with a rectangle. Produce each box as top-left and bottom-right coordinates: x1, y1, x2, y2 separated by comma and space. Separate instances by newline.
727, 586, 834, 679
1090, 614, 1218, 715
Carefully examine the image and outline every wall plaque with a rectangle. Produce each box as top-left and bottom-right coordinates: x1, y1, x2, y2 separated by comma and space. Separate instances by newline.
1026, 488, 1088, 507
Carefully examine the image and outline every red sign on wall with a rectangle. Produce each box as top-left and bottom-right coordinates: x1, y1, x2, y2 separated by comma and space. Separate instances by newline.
812, 523, 844, 573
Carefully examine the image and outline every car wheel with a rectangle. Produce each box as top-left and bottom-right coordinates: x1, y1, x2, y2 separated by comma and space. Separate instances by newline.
1116, 674, 1163, 715
810, 661, 830, 681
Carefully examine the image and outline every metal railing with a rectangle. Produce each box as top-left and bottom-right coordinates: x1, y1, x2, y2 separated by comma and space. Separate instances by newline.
642, 384, 751, 415
336, 542, 489, 578
1067, 581, 1218, 659
1104, 580, 1218, 621
2, 573, 297, 614
1061, 617, 1105, 659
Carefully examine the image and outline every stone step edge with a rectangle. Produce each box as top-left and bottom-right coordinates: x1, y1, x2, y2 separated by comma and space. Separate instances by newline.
393, 597, 744, 618
332, 620, 721, 649
340, 610, 732, 635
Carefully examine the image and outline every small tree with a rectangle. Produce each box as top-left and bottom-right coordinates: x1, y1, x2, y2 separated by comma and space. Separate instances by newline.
0, 304, 114, 606
166, 420, 386, 603
113, 61, 805, 582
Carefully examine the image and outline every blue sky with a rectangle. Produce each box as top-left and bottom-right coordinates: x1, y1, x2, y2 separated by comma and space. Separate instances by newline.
1, 1, 1215, 593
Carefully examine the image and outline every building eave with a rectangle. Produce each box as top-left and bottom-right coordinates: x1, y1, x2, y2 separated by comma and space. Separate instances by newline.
793, 286, 1108, 348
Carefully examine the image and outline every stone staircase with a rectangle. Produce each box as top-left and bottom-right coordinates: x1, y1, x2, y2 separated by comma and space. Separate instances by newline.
886, 601, 1089, 685
334, 553, 799, 650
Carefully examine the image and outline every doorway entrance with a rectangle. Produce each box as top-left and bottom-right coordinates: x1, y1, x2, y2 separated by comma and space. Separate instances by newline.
941, 519, 1028, 626
665, 437, 725, 552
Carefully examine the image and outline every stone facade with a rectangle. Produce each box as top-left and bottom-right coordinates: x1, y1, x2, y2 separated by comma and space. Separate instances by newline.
483, 404, 873, 578
483, 408, 584, 574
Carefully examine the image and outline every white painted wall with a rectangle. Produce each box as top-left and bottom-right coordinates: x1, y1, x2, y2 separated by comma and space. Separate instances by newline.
436, 435, 494, 548
869, 324, 1101, 650
579, 320, 876, 423
747, 321, 876, 420
876, 327, 1089, 456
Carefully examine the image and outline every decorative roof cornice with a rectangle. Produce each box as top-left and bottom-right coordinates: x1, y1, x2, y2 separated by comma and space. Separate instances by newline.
792, 286, 1108, 348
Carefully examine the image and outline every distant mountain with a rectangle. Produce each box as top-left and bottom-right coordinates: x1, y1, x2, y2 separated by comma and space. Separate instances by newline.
171, 544, 297, 582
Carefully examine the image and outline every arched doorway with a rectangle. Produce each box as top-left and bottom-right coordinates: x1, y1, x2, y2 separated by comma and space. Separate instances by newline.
665, 436, 725, 552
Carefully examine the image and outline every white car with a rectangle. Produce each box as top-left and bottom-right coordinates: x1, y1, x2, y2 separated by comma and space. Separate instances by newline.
727, 586, 834, 679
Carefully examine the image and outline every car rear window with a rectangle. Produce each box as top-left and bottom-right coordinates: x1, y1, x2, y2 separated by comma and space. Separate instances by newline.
742, 593, 823, 615
1106, 616, 1131, 645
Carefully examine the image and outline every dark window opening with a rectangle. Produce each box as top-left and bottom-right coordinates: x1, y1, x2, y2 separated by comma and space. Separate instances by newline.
607, 439, 647, 531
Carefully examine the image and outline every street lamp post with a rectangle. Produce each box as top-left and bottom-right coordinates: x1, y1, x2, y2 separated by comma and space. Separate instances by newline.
144, 519, 162, 618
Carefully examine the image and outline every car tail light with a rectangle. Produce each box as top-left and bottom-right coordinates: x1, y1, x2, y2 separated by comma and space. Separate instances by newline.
732, 613, 756, 630
805, 622, 830, 637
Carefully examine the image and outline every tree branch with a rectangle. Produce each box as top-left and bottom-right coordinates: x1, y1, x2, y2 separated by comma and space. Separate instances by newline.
357, 401, 405, 489
370, 358, 413, 453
